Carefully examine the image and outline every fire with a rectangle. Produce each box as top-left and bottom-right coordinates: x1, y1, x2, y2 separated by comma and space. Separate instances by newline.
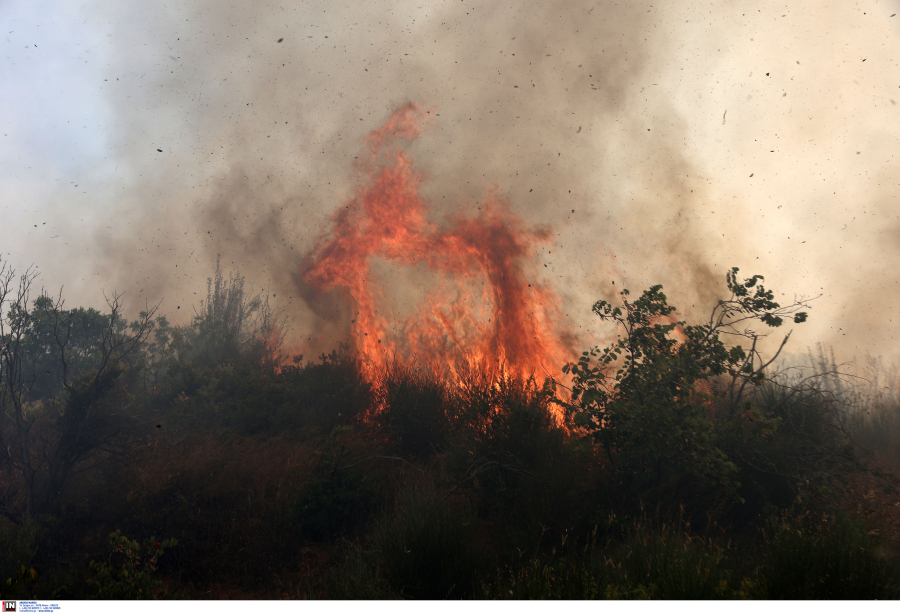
300, 103, 572, 384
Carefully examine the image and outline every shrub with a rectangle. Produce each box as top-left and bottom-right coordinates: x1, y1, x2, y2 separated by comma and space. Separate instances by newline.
281, 345, 372, 429
721, 371, 857, 526
0, 516, 40, 598
88, 530, 177, 599
481, 519, 740, 599
167, 344, 370, 436
324, 544, 397, 599
375, 360, 453, 458
604, 521, 734, 599
557, 269, 812, 512
757, 512, 898, 599
285, 471, 382, 542
445, 367, 597, 551
372, 483, 481, 599
165, 256, 285, 371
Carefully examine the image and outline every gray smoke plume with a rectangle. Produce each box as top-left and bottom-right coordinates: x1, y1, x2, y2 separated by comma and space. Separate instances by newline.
9, 0, 899, 367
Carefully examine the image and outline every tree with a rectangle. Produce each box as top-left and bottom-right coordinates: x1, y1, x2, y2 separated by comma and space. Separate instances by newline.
6, 293, 114, 402
0, 259, 157, 519
556, 268, 812, 497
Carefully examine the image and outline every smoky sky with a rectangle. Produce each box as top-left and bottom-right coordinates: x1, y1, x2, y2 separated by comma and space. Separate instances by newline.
4, 0, 900, 368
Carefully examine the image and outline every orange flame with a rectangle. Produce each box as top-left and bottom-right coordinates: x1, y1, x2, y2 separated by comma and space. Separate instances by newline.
301, 103, 571, 385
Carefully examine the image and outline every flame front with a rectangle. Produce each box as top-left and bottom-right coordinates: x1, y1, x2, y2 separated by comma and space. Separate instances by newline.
301, 103, 571, 383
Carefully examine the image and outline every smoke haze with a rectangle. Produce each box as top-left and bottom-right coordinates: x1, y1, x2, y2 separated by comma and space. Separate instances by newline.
3, 0, 900, 366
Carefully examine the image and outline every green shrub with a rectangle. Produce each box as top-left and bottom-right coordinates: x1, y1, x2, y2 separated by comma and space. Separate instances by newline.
162, 257, 284, 371
559, 270, 808, 484
88, 530, 177, 599
0, 516, 41, 598
721, 377, 853, 527
169, 345, 370, 436
281, 345, 372, 429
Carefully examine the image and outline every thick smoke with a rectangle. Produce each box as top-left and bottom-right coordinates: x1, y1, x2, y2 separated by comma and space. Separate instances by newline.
24, 0, 900, 366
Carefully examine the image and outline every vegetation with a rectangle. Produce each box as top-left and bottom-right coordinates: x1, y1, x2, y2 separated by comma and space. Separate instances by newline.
0, 256, 898, 599
88, 531, 177, 599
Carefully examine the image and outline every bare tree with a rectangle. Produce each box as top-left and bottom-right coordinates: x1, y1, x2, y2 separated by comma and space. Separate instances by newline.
0, 262, 41, 518
0, 259, 157, 520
